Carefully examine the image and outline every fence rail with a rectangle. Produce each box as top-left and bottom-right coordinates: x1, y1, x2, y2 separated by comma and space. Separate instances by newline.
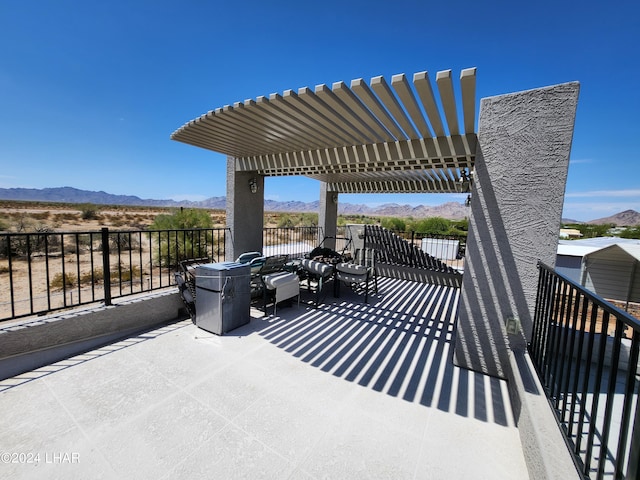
530, 263, 640, 479
1, 224, 463, 322
0, 227, 228, 321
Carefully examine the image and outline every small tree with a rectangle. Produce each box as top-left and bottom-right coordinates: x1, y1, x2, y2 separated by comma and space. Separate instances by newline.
620, 227, 640, 239
412, 217, 450, 235
150, 208, 214, 267
380, 217, 406, 232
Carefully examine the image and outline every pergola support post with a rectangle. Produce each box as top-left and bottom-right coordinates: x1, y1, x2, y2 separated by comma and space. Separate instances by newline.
319, 182, 338, 250
225, 156, 264, 262
454, 82, 580, 379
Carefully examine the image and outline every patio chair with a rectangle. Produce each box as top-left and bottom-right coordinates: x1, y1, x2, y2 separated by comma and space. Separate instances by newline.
300, 258, 334, 306
236, 252, 267, 298
175, 257, 209, 323
256, 254, 300, 315
262, 271, 300, 315
334, 257, 378, 303
175, 272, 196, 322
236, 251, 263, 264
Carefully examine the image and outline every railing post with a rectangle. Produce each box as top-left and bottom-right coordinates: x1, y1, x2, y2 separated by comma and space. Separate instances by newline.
101, 227, 112, 306
409, 231, 415, 267
626, 377, 640, 480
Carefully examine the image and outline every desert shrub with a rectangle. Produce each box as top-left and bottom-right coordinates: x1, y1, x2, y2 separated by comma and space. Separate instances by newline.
380, 217, 406, 232
76, 233, 95, 248
31, 211, 51, 220
0, 224, 56, 258
50, 272, 77, 290
151, 208, 213, 230
110, 264, 141, 283
80, 269, 103, 284
337, 214, 378, 226
55, 212, 79, 222
0, 264, 9, 274
63, 242, 79, 255
279, 213, 318, 227
409, 217, 451, 235
277, 214, 294, 228
107, 233, 141, 253
79, 204, 100, 220
150, 209, 214, 267
300, 213, 318, 226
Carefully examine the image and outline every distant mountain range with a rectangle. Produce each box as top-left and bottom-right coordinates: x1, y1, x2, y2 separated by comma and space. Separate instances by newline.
1, 187, 639, 225
586, 210, 640, 227
0, 186, 471, 220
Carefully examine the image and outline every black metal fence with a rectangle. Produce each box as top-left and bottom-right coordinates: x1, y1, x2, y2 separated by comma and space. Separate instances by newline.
262, 226, 323, 258
0, 227, 228, 321
2, 224, 463, 322
530, 263, 640, 479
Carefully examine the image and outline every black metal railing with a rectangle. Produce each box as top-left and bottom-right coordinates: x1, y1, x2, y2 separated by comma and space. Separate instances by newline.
262, 227, 324, 258
530, 263, 640, 479
0, 227, 228, 321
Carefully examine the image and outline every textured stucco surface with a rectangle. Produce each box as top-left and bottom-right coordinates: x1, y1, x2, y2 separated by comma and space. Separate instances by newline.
226, 156, 264, 261
454, 82, 580, 378
454, 83, 581, 480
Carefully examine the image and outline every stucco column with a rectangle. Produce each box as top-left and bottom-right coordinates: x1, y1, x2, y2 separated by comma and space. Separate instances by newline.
454, 82, 580, 378
319, 182, 338, 250
225, 156, 264, 261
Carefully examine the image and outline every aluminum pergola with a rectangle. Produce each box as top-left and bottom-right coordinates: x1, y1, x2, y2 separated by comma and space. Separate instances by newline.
171, 67, 477, 194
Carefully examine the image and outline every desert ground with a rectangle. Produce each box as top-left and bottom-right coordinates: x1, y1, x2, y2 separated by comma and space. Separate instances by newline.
0, 202, 228, 319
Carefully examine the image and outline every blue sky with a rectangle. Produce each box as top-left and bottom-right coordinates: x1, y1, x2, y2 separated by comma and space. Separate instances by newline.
1, 0, 638, 222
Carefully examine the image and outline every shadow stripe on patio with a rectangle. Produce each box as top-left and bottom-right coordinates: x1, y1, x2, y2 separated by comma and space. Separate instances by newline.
260, 277, 512, 427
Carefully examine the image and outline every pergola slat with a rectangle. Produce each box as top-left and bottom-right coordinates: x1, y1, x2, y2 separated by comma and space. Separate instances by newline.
270, 91, 350, 148
314, 84, 378, 144
171, 67, 478, 194
413, 71, 446, 137
370, 75, 420, 139
217, 105, 298, 154
197, 112, 270, 155
351, 78, 406, 141
254, 96, 330, 151
391, 73, 432, 139
332, 81, 395, 143
232, 100, 314, 152
461, 67, 477, 135
436, 70, 460, 136
282, 89, 355, 146
298, 87, 363, 145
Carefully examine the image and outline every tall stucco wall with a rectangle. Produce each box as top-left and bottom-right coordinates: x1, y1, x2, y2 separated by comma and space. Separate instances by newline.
454, 82, 580, 378
226, 156, 264, 261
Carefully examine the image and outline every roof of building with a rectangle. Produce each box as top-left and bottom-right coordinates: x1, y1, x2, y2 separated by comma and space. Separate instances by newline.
557, 244, 601, 257
586, 243, 640, 262
171, 68, 477, 194
557, 237, 640, 259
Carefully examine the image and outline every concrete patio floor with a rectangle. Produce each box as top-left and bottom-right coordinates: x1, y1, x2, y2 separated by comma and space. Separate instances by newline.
0, 277, 529, 479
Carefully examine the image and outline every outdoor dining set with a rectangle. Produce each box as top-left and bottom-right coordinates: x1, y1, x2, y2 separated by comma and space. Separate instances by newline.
174, 239, 378, 335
